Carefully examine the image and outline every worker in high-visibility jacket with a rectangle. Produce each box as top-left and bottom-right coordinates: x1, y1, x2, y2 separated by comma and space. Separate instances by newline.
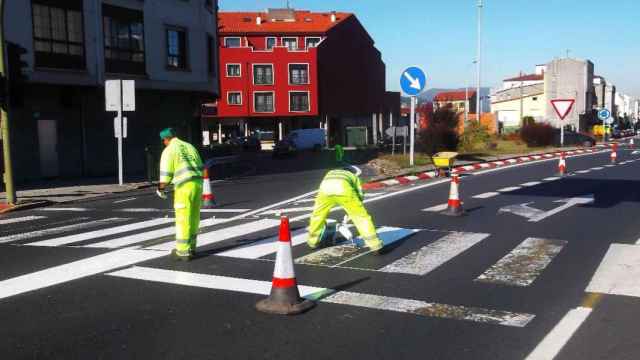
308, 167, 384, 252
157, 128, 204, 261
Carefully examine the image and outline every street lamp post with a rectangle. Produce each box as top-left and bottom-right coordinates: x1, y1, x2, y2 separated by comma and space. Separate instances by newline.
476, 0, 483, 117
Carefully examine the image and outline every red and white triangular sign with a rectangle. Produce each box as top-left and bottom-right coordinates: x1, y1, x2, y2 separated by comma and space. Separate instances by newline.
551, 99, 575, 120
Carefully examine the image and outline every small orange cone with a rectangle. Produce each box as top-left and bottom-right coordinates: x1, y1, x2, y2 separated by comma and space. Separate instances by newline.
611, 144, 618, 164
558, 153, 567, 176
256, 216, 315, 315
444, 174, 464, 216
201, 168, 216, 208
630, 138, 635, 148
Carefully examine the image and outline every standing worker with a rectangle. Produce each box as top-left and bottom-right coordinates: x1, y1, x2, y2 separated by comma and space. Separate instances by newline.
156, 128, 204, 261
307, 167, 384, 253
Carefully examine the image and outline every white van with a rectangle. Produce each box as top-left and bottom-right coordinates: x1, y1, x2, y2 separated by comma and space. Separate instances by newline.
285, 128, 326, 150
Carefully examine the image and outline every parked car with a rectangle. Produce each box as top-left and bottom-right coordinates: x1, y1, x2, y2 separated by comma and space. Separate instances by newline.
254, 130, 275, 150
273, 128, 326, 158
553, 129, 596, 147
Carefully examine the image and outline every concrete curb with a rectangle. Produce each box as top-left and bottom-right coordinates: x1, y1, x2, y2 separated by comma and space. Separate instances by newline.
0, 201, 52, 214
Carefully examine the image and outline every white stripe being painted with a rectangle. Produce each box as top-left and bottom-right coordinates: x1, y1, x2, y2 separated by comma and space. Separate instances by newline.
498, 186, 521, 193
260, 207, 314, 215
473, 192, 500, 199
543, 177, 561, 181
147, 218, 282, 251
524, 307, 592, 360
108, 266, 534, 327
521, 181, 542, 187
586, 243, 640, 298
27, 218, 175, 247
113, 198, 137, 204
0, 248, 168, 301
218, 229, 309, 259
422, 203, 448, 212
380, 232, 490, 275
0, 216, 46, 225
0, 217, 124, 244
476, 238, 567, 286
86, 217, 224, 249
39, 208, 88, 212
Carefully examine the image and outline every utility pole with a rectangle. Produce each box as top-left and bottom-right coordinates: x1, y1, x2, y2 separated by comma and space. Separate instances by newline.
519, 70, 524, 127
476, 0, 483, 117
0, 0, 16, 205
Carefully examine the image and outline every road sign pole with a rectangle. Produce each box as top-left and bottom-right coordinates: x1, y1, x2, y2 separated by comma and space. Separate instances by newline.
0, 0, 16, 205
117, 109, 123, 186
561, 125, 564, 147
410, 96, 416, 166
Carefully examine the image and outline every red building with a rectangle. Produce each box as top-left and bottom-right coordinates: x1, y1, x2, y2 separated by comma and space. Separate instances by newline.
211, 8, 398, 146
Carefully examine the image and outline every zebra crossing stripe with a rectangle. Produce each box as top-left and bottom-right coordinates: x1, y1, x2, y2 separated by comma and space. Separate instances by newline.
379, 232, 490, 275
422, 203, 448, 212
260, 207, 314, 215
476, 238, 567, 287
107, 266, 534, 327
39, 208, 88, 212
0, 216, 46, 225
218, 229, 308, 259
473, 192, 499, 199
0, 218, 125, 244
26, 218, 175, 247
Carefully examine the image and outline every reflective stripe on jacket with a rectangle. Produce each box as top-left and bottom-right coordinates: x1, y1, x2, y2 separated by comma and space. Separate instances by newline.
159, 138, 204, 186
318, 169, 364, 200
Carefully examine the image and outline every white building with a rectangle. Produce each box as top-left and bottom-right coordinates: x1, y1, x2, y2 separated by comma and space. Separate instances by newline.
544, 58, 595, 131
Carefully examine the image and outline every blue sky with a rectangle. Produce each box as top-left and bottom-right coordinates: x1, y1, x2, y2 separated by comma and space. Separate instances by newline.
219, 0, 640, 97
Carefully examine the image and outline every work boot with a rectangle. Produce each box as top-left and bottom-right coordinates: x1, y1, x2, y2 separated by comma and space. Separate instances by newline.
170, 249, 193, 262
308, 224, 336, 249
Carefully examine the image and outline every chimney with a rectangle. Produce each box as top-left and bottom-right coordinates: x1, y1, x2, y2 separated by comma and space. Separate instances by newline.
330, 11, 336, 23
256, 16, 262, 25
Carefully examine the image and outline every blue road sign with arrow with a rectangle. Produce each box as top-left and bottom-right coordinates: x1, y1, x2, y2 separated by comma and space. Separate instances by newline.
598, 108, 611, 121
400, 67, 426, 96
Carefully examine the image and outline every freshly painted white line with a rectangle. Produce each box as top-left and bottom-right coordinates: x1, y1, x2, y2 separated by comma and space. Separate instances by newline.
575, 170, 590, 174
218, 229, 308, 259
199, 209, 250, 213
422, 203, 448, 212
542, 177, 561, 181
498, 186, 521, 193
0, 217, 124, 244
147, 218, 282, 251
591, 167, 604, 170
520, 181, 542, 187
586, 243, 640, 298
113, 197, 137, 204
260, 207, 314, 215
380, 232, 490, 275
108, 266, 535, 327
0, 248, 169, 300
524, 307, 592, 360
473, 192, 500, 199
0, 216, 46, 225
476, 238, 567, 286
39, 208, 88, 212
27, 218, 175, 247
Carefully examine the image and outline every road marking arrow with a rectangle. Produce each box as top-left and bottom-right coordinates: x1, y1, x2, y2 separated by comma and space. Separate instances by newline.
499, 195, 594, 222
403, 71, 421, 90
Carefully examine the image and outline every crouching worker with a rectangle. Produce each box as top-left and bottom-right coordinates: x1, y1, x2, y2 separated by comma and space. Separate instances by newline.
307, 167, 384, 253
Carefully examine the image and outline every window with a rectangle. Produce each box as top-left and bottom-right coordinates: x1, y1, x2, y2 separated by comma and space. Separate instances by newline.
290, 92, 310, 112
305, 37, 321, 48
282, 37, 297, 50
224, 37, 241, 48
166, 27, 188, 69
227, 92, 242, 105
226, 64, 241, 77
266, 37, 276, 50
253, 64, 273, 85
254, 92, 274, 112
31, 0, 85, 69
102, 5, 145, 74
289, 64, 309, 85
532, 97, 538, 101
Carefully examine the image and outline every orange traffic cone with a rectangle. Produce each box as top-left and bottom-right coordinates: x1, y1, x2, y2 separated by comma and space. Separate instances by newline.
611, 144, 618, 164
444, 174, 464, 216
201, 168, 216, 208
558, 153, 566, 176
256, 216, 315, 315
630, 138, 635, 148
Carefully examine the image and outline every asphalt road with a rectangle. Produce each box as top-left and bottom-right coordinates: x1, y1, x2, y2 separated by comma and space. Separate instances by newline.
1, 146, 640, 359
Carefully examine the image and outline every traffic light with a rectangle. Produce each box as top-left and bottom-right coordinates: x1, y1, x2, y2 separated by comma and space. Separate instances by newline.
6, 41, 28, 107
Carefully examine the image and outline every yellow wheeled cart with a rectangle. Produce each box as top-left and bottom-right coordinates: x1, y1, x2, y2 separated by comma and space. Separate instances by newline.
431, 151, 458, 177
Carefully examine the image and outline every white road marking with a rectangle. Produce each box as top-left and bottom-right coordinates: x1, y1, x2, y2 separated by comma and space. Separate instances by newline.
0, 217, 124, 244
200, 209, 250, 213
26, 218, 175, 247
0, 216, 46, 225
119, 208, 166, 212
586, 243, 640, 298
218, 229, 309, 259
0, 248, 168, 301
591, 167, 604, 171
118, 208, 249, 213
113, 198, 137, 204
604, 164, 615, 168
576, 170, 590, 174
499, 196, 594, 223
542, 177, 561, 181
520, 181, 542, 187
422, 203, 449, 212
108, 266, 534, 327
476, 238, 567, 286
39, 208, 88, 212
636, 238, 640, 245
473, 192, 500, 199
380, 232, 490, 275
498, 186, 521, 193
524, 307, 592, 360
260, 207, 315, 215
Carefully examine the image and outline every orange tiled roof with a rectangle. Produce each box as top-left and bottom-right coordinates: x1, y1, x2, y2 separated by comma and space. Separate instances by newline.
434, 90, 476, 102
218, 10, 351, 34
504, 73, 544, 82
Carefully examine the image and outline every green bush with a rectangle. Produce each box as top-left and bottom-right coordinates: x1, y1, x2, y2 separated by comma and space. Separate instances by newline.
459, 121, 491, 152
416, 108, 460, 155
520, 123, 554, 147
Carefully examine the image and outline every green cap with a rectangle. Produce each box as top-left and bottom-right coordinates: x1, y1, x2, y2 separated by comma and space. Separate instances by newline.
159, 128, 176, 139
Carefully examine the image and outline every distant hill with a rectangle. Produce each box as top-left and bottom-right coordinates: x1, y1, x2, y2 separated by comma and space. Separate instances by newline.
402, 87, 492, 111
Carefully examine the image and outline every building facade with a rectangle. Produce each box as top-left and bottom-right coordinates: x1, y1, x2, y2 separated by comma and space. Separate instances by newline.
3, 0, 219, 182
491, 70, 545, 131
214, 8, 395, 147
433, 90, 477, 114
544, 58, 595, 131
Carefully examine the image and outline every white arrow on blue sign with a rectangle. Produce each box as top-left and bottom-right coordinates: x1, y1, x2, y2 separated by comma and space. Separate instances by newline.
598, 108, 611, 121
400, 66, 426, 96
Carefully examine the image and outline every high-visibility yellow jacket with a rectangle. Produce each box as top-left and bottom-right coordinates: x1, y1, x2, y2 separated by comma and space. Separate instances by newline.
159, 138, 203, 186
319, 169, 364, 200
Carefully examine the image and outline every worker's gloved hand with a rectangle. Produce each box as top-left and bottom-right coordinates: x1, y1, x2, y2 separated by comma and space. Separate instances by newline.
156, 188, 168, 200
